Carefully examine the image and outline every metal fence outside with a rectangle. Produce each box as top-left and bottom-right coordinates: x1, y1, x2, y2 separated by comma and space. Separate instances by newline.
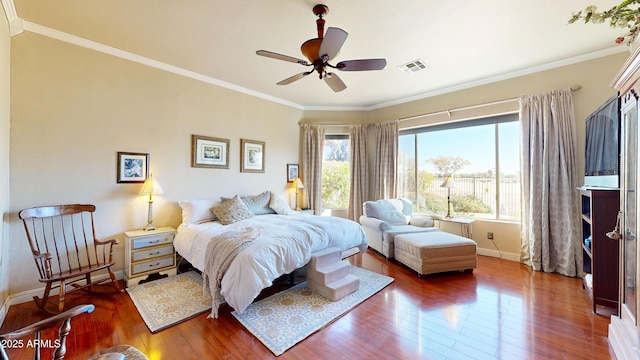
402, 176, 521, 220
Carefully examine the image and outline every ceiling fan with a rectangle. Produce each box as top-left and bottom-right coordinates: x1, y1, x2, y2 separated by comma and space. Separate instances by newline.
256, 4, 387, 92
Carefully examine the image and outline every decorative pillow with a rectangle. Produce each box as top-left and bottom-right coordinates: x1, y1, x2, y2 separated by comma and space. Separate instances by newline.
363, 200, 409, 225
178, 199, 219, 224
221, 191, 275, 215
269, 191, 295, 215
212, 195, 254, 225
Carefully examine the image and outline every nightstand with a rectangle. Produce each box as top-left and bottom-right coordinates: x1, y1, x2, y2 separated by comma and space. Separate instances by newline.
124, 227, 177, 287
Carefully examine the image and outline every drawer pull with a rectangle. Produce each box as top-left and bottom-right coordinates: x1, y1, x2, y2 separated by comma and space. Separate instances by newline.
149, 240, 160, 244
149, 262, 160, 267
149, 251, 161, 255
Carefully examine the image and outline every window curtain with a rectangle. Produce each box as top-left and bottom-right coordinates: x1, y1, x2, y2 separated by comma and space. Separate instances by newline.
372, 120, 399, 200
348, 124, 368, 220
519, 88, 581, 277
301, 124, 326, 215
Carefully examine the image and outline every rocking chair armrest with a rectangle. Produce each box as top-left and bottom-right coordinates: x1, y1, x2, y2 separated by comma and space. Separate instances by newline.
95, 238, 118, 262
32, 251, 51, 260
0, 304, 94, 339
94, 238, 119, 246
33, 251, 53, 279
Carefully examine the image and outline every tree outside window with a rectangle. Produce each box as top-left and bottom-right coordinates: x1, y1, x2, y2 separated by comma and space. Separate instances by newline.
322, 136, 350, 209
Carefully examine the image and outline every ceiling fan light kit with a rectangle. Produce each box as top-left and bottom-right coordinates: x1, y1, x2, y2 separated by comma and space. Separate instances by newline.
256, 4, 386, 92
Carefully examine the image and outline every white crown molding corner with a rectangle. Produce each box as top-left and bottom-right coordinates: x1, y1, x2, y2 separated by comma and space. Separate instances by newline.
0, 0, 22, 36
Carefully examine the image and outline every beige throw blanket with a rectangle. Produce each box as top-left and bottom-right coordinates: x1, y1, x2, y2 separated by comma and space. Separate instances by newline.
203, 225, 263, 318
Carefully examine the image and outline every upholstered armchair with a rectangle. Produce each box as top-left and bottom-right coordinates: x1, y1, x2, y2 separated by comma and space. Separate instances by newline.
358, 198, 436, 258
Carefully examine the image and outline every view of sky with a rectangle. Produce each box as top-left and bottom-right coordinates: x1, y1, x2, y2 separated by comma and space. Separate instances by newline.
399, 121, 520, 176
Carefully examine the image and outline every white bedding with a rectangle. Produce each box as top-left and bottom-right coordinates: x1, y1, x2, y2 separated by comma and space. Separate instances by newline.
174, 213, 367, 314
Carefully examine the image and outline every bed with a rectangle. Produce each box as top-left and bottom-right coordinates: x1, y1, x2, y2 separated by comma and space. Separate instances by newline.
174, 193, 368, 317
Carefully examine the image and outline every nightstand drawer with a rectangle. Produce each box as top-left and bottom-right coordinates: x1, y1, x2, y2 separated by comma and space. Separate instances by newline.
131, 232, 174, 249
132, 245, 174, 262
132, 255, 175, 275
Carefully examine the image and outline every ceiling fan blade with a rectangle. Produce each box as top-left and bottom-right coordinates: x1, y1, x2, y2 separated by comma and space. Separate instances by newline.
277, 72, 310, 85
324, 73, 347, 92
256, 50, 309, 66
319, 27, 348, 60
336, 59, 387, 71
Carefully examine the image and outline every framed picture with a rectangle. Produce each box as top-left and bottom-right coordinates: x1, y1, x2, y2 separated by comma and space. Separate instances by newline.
117, 152, 149, 183
240, 139, 265, 173
287, 164, 299, 182
191, 135, 230, 169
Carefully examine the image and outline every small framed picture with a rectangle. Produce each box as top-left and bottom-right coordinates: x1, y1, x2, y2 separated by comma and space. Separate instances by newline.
240, 139, 265, 173
117, 152, 149, 183
192, 135, 230, 169
287, 164, 299, 182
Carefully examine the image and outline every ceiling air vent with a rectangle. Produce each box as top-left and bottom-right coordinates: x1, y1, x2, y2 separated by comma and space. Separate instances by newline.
398, 59, 427, 73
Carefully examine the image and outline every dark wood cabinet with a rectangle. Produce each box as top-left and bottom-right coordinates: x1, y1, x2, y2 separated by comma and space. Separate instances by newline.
580, 187, 620, 314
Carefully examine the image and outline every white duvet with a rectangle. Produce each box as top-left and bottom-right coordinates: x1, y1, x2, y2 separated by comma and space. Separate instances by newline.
174, 213, 368, 314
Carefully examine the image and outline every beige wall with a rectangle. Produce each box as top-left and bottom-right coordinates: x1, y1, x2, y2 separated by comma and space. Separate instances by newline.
0, 6, 11, 314
9, 32, 303, 293
5, 23, 631, 296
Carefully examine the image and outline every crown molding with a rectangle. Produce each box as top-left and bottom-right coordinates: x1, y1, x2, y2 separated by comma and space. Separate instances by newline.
1, 0, 23, 36
22, 21, 304, 110
18, 20, 628, 113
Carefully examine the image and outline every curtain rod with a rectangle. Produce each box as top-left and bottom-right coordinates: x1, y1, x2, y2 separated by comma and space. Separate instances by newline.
398, 85, 582, 122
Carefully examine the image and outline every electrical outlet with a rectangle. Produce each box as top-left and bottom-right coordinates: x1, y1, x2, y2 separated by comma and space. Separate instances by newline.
487, 232, 494, 240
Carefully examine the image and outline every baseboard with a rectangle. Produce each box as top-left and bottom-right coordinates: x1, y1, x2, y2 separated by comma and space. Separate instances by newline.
477, 248, 520, 262
5, 270, 125, 308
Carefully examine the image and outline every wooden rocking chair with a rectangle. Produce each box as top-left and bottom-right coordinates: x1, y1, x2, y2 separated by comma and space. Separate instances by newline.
18, 204, 122, 313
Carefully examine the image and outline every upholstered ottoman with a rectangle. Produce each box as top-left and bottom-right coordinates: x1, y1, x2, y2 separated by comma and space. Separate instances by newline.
394, 230, 477, 276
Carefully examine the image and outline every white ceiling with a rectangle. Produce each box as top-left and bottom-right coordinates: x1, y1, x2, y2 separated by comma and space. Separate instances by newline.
7, 0, 630, 110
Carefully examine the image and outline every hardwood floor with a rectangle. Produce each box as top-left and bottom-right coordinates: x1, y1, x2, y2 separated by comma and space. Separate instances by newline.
1, 251, 617, 360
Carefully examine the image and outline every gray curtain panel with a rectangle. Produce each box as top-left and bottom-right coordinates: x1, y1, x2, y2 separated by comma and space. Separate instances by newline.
373, 120, 399, 200
301, 124, 326, 214
348, 124, 368, 220
519, 88, 581, 276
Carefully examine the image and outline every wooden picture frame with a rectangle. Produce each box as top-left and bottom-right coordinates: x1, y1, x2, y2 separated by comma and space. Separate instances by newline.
117, 152, 149, 183
287, 164, 299, 182
240, 139, 265, 173
191, 135, 230, 169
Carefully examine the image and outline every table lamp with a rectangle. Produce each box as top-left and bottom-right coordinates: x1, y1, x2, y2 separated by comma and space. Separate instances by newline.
294, 178, 304, 210
139, 175, 163, 231
440, 175, 456, 219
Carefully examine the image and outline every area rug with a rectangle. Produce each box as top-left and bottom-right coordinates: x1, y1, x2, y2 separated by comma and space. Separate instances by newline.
126, 271, 211, 332
231, 266, 394, 356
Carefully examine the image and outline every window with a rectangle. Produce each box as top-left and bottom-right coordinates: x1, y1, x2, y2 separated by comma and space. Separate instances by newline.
398, 114, 520, 221
322, 135, 350, 209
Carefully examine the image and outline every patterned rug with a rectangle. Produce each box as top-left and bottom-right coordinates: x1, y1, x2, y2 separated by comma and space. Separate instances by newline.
232, 266, 394, 356
126, 271, 212, 332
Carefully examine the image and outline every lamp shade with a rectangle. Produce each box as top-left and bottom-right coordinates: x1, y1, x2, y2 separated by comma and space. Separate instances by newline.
139, 177, 164, 195
440, 175, 456, 188
294, 178, 305, 189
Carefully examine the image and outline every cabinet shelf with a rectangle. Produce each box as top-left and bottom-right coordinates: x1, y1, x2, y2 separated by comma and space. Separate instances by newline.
579, 187, 620, 315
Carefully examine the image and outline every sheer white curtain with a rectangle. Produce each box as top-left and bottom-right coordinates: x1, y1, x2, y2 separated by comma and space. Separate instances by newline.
520, 88, 581, 276
301, 124, 326, 214
348, 124, 368, 220
372, 120, 399, 200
